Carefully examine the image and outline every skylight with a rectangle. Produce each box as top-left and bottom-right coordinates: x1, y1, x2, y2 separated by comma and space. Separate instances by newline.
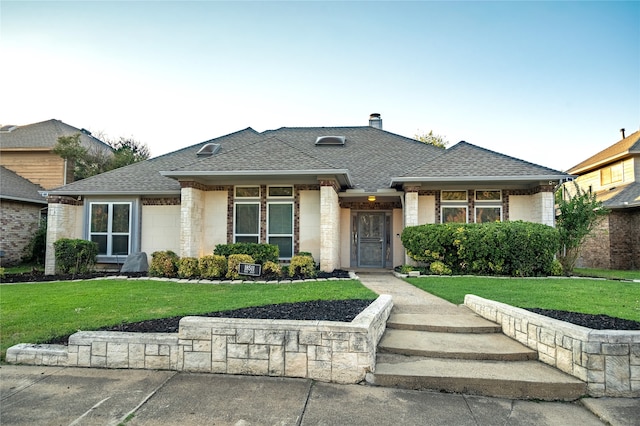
315, 136, 345, 146
196, 143, 221, 157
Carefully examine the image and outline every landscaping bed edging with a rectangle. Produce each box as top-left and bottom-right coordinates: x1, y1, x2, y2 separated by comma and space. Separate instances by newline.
464, 294, 640, 397
6, 294, 393, 384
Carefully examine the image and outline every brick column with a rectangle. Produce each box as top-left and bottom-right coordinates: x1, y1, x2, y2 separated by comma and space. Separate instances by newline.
319, 180, 340, 272
180, 183, 205, 258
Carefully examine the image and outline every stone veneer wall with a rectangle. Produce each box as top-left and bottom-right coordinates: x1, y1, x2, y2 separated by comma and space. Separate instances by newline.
465, 294, 640, 397
7, 295, 393, 385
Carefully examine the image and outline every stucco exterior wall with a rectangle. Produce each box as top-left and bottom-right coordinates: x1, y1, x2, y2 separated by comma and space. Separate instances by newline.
392, 208, 404, 268
418, 195, 436, 224
0, 200, 43, 266
507, 195, 532, 222
339, 208, 351, 269
140, 205, 181, 258
203, 191, 228, 255
299, 190, 321, 260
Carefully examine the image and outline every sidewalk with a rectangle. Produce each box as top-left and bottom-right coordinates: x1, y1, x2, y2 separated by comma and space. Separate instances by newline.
0, 365, 612, 426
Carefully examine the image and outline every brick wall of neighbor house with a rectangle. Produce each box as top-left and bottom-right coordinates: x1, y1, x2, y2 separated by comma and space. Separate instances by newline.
0, 151, 68, 190
576, 216, 611, 269
0, 200, 43, 266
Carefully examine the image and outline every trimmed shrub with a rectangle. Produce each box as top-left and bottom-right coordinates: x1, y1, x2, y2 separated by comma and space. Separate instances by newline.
262, 260, 283, 280
53, 238, 98, 274
550, 259, 563, 276
149, 250, 179, 278
214, 243, 279, 264
430, 260, 452, 275
226, 254, 254, 279
199, 255, 227, 279
402, 221, 560, 277
288, 254, 316, 278
177, 257, 200, 279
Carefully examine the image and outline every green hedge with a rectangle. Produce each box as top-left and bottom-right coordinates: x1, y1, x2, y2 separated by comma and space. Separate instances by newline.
401, 221, 560, 277
53, 238, 98, 274
213, 243, 279, 264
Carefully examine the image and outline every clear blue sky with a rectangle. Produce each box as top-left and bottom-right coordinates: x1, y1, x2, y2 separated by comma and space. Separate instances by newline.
1, 1, 638, 172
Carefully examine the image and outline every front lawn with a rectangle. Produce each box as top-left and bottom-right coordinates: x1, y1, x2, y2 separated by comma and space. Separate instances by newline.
406, 276, 640, 322
573, 268, 640, 281
0, 279, 376, 360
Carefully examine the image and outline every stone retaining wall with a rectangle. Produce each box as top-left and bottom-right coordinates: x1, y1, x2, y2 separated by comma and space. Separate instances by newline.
464, 294, 640, 397
6, 295, 393, 384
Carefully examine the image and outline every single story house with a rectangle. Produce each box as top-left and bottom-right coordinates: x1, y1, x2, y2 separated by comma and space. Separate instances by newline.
0, 166, 47, 266
565, 129, 640, 270
44, 114, 570, 274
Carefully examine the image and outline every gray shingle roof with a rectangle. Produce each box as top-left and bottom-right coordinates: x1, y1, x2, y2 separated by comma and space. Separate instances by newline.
0, 119, 112, 154
393, 141, 568, 184
595, 181, 640, 209
0, 166, 47, 204
48, 126, 570, 196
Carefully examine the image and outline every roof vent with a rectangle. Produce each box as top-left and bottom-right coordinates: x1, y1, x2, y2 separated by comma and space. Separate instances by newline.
369, 113, 382, 129
315, 136, 345, 146
196, 143, 221, 157
80, 128, 92, 135
0, 125, 18, 133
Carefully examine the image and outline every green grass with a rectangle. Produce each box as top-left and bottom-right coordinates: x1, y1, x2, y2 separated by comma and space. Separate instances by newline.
0, 279, 376, 360
573, 268, 640, 281
406, 276, 640, 322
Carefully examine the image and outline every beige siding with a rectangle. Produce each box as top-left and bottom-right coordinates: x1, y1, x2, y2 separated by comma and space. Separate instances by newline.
141, 205, 181, 258
299, 190, 321, 260
418, 195, 436, 224
0, 151, 68, 190
202, 191, 228, 255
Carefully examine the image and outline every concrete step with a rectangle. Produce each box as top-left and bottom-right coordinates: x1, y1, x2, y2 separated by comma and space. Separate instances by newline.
387, 313, 502, 333
369, 354, 587, 401
379, 329, 537, 361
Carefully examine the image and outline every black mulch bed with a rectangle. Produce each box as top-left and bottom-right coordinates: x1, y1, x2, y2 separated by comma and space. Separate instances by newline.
525, 308, 640, 331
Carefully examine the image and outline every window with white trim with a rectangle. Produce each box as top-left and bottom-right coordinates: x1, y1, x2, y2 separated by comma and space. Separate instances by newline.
441, 190, 468, 223
234, 186, 260, 243
475, 190, 502, 223
89, 202, 132, 256
267, 186, 294, 259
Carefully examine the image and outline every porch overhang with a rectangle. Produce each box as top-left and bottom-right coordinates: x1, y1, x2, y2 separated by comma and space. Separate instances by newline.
161, 169, 354, 188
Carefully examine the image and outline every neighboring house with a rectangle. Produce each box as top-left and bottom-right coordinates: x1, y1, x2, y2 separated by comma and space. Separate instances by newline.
0, 119, 112, 190
565, 129, 640, 270
43, 114, 570, 274
0, 166, 47, 265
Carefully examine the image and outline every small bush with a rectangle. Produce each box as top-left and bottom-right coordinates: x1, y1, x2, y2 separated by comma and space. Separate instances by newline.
399, 265, 413, 274
199, 255, 227, 279
550, 259, 563, 276
262, 260, 283, 280
214, 243, 279, 264
288, 254, 316, 278
53, 238, 98, 274
149, 250, 179, 278
177, 257, 200, 279
226, 254, 254, 279
22, 219, 47, 265
430, 260, 452, 275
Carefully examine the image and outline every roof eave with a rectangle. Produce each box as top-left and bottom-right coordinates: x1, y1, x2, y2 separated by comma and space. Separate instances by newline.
0, 195, 48, 205
161, 169, 355, 188
390, 175, 572, 186
46, 190, 181, 197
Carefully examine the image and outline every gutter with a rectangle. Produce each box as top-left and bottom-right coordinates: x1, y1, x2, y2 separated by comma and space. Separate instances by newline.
389, 175, 572, 186
160, 169, 355, 188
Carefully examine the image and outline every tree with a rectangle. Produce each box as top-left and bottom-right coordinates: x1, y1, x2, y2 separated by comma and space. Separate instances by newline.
53, 133, 150, 181
415, 130, 449, 149
555, 182, 610, 274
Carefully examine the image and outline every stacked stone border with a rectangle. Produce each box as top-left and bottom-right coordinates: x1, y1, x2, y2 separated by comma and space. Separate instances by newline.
464, 294, 640, 397
6, 294, 393, 384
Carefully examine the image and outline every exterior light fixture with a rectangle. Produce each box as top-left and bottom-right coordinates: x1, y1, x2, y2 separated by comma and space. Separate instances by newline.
368, 195, 376, 202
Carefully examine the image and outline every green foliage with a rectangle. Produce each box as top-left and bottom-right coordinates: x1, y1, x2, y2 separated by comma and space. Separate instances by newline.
550, 259, 563, 276
414, 130, 449, 149
288, 254, 316, 278
149, 251, 179, 278
108, 137, 150, 169
177, 257, 200, 279
226, 254, 254, 279
402, 222, 560, 277
399, 265, 414, 274
262, 261, 283, 280
430, 260, 452, 275
0, 267, 4, 279
22, 219, 47, 265
556, 183, 610, 274
53, 238, 98, 274
198, 255, 227, 279
214, 243, 279, 264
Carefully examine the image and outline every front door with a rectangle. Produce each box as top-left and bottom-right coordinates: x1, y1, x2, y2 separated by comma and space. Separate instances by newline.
357, 212, 385, 268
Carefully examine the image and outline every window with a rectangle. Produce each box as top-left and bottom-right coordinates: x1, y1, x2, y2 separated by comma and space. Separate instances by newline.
267, 186, 293, 258
234, 186, 260, 243
89, 202, 131, 256
601, 163, 623, 185
475, 190, 502, 223
441, 190, 468, 223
